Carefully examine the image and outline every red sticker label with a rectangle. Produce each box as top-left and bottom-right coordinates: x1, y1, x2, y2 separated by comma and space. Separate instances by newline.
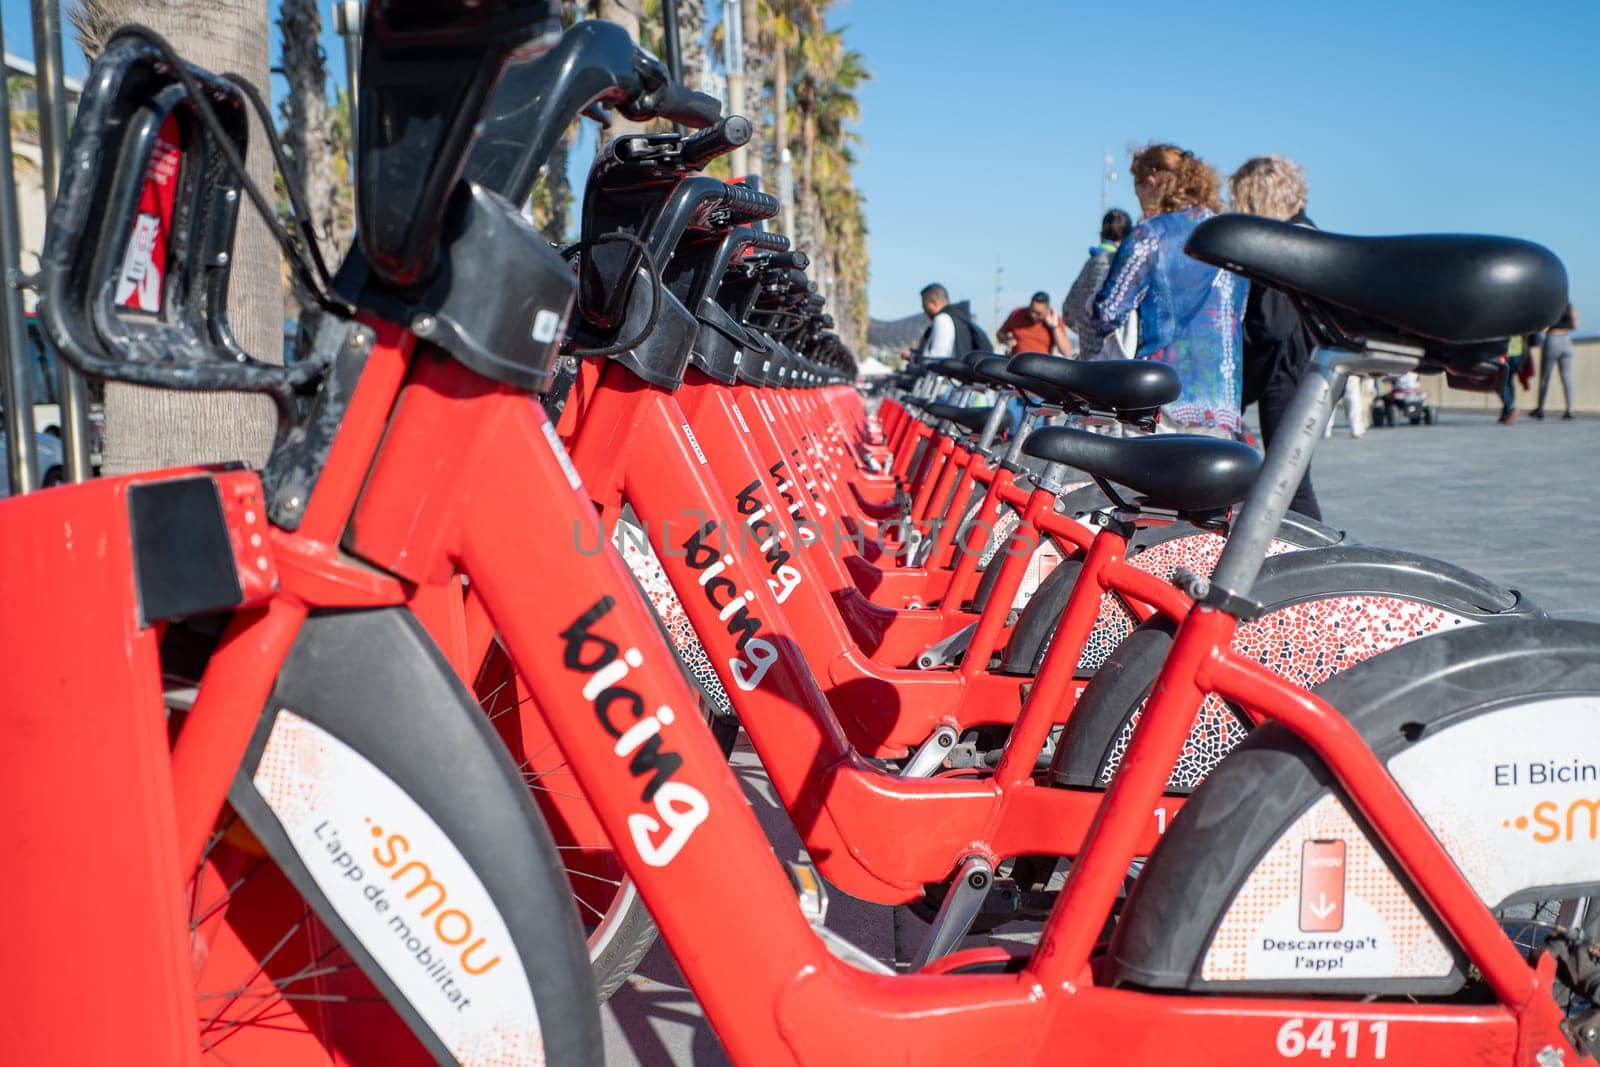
114, 114, 182, 314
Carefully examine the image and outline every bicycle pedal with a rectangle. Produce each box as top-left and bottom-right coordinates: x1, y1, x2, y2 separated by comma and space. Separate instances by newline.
786, 860, 829, 926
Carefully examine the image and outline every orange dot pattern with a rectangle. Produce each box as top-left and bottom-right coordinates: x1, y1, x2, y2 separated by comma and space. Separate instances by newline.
1201, 793, 1455, 981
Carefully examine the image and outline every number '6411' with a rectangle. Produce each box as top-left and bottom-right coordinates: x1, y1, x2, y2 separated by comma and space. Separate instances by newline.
1276, 1019, 1389, 1060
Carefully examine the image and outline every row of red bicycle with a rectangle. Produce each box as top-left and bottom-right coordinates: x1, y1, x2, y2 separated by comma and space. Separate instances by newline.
1, 3, 1595, 1065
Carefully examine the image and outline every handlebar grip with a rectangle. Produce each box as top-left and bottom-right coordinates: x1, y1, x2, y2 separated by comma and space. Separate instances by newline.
719, 181, 779, 224
680, 115, 752, 169
747, 230, 791, 253
653, 80, 722, 128
758, 247, 812, 268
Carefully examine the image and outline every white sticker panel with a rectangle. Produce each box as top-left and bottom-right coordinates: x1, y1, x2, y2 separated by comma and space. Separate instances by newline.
1387, 696, 1600, 907
254, 709, 545, 1066
538, 417, 584, 491
1201, 793, 1455, 981
681, 423, 708, 465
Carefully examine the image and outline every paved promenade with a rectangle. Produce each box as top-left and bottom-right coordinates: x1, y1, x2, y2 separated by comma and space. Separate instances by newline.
1309, 409, 1600, 621
602, 408, 1600, 1064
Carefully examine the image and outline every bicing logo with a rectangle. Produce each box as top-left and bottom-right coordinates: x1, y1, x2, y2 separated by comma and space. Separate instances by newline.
562, 597, 711, 867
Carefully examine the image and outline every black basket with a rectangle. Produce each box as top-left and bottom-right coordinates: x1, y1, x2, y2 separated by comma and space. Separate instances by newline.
35, 27, 317, 398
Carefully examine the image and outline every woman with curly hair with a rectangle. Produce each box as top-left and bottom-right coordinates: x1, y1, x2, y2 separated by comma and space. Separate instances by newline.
1092, 143, 1246, 437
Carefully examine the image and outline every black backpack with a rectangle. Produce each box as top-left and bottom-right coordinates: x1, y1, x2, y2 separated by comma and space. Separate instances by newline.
942, 305, 993, 356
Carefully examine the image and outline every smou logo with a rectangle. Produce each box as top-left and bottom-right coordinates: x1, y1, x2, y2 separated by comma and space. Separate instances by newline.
562, 597, 710, 867
367, 818, 503, 978
1504, 797, 1600, 843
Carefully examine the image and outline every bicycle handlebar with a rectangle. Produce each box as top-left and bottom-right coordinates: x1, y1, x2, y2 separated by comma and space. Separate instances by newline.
448, 21, 725, 267
761, 249, 807, 269
635, 80, 724, 129
679, 115, 753, 170
715, 182, 779, 226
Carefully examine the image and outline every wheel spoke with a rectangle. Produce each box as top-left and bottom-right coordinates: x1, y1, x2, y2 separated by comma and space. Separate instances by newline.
564, 868, 624, 888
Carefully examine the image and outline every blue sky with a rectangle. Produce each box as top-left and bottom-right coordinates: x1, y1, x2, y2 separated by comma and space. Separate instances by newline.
835, 0, 1599, 330
7, 0, 1595, 333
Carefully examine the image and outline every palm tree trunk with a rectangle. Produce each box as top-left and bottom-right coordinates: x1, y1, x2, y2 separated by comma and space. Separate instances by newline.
773, 40, 791, 236
797, 106, 817, 251
279, 0, 337, 265
542, 126, 574, 243
739, 0, 765, 185
678, 0, 707, 89
71, 0, 283, 472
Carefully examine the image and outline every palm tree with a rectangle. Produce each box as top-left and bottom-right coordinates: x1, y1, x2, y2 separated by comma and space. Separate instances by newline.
774, 13, 868, 350
677, 0, 708, 89
278, 0, 339, 265
7, 74, 40, 178
69, 0, 282, 472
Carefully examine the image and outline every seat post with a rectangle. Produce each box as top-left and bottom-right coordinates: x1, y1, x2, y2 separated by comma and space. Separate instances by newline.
1210, 344, 1423, 603
1208, 347, 1352, 603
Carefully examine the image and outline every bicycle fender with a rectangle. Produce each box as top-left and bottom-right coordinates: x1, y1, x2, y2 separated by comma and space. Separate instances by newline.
227, 608, 601, 1067
1052, 544, 1543, 792
1104, 619, 1600, 995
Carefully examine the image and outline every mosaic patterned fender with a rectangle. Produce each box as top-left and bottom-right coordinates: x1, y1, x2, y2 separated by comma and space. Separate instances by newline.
1097, 595, 1478, 791
614, 517, 734, 718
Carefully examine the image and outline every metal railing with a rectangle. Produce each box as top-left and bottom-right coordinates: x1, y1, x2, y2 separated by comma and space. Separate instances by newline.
1, 0, 90, 496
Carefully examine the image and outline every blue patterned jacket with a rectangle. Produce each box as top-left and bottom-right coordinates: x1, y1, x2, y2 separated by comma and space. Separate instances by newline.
1093, 207, 1247, 431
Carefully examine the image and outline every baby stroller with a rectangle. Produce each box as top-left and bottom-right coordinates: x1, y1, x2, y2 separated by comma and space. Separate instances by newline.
1371, 371, 1435, 426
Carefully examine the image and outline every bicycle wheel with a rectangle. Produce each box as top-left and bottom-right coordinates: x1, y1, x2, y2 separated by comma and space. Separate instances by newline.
1001, 511, 1341, 676
1105, 619, 1600, 1035
1052, 544, 1539, 792
187, 812, 429, 1063
475, 642, 660, 1000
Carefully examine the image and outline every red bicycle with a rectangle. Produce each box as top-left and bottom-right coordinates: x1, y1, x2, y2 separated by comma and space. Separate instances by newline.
5, 7, 1595, 1066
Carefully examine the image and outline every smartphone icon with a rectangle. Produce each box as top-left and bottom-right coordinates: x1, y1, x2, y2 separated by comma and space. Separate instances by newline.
1299, 839, 1346, 932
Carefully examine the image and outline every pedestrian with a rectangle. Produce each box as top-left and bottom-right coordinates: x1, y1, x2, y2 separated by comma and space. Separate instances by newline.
1531, 303, 1579, 420
902, 283, 990, 363
1062, 209, 1132, 359
1227, 155, 1321, 519
1499, 333, 1532, 424
1326, 376, 1371, 438
997, 291, 1072, 356
1093, 143, 1246, 437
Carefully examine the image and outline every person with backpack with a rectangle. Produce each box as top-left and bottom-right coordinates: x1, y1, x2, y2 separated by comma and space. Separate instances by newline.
1063, 209, 1132, 359
904, 283, 991, 363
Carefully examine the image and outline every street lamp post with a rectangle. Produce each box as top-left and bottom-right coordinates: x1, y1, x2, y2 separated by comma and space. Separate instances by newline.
723, 0, 747, 175
30, 0, 93, 484
332, 1, 361, 129
1101, 147, 1118, 215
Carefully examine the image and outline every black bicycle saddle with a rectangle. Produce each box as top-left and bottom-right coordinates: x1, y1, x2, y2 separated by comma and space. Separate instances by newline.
925, 403, 999, 434
1184, 216, 1567, 347
1022, 427, 1260, 514
1007, 354, 1181, 414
